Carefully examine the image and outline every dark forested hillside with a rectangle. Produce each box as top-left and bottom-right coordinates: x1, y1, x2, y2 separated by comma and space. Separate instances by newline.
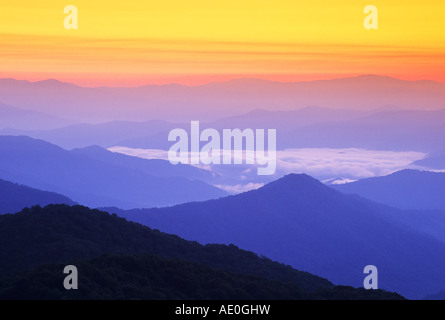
0, 253, 403, 300
0, 204, 330, 291
0, 204, 403, 300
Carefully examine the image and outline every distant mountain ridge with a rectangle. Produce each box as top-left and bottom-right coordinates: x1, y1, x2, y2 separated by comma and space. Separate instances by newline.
3, 106, 445, 153
71, 145, 215, 183
333, 169, 445, 211
0, 102, 75, 130
0, 119, 178, 149
0, 179, 75, 214
414, 150, 445, 170
0, 75, 444, 123
0, 135, 227, 209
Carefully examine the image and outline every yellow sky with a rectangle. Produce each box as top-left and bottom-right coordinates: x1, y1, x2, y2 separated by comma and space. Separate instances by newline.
1, 0, 444, 86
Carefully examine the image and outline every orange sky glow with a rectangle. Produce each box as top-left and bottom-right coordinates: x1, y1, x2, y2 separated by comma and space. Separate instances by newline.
1, 1, 444, 86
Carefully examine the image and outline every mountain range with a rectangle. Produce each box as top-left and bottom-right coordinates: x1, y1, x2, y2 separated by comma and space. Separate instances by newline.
0, 179, 75, 214
107, 173, 445, 299
0, 135, 226, 209
1, 74, 445, 300
333, 170, 445, 211
0, 119, 178, 150
414, 150, 445, 170
0, 102, 74, 130
118, 108, 445, 153
3, 106, 445, 154
0, 75, 444, 123
71, 145, 215, 183
0, 204, 402, 300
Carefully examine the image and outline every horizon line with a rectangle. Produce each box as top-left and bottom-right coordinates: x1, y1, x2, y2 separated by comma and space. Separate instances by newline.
1, 74, 444, 89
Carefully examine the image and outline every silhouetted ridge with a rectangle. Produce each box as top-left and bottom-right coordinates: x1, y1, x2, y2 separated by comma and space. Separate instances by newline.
0, 204, 332, 293
0, 204, 405, 300
0, 253, 404, 300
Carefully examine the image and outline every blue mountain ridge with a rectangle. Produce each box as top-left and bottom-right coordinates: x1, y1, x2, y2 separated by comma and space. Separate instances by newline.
0, 135, 227, 209
107, 173, 445, 299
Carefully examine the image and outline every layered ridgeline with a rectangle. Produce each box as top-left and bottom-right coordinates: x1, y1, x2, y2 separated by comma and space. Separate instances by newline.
0, 76, 444, 123
70, 145, 215, 183
332, 170, 445, 245
108, 174, 445, 299
414, 150, 445, 170
0, 135, 226, 209
0, 179, 75, 214
3, 107, 445, 153
333, 170, 445, 211
0, 101, 74, 131
0, 205, 402, 300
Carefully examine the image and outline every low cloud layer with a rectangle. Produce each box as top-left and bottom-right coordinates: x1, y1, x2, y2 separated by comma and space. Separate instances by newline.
274, 148, 426, 180
109, 146, 426, 192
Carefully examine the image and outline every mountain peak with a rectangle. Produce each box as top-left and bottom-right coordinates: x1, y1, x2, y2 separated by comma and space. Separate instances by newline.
256, 173, 329, 196
31, 79, 79, 88
269, 173, 323, 186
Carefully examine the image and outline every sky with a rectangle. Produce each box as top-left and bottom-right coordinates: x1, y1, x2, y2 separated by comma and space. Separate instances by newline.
1, 0, 445, 86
